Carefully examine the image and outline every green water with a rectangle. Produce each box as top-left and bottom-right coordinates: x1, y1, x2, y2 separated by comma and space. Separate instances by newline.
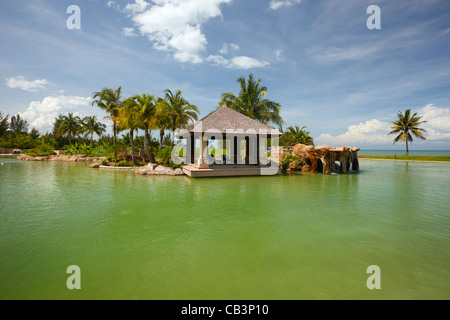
0, 156, 449, 300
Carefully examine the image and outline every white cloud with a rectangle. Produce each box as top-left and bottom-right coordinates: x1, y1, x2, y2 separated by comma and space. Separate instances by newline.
315, 104, 450, 147
207, 55, 269, 69
5, 76, 49, 92
128, 0, 231, 64
418, 104, 450, 140
19, 95, 92, 133
270, 0, 302, 10
219, 43, 240, 55
125, 0, 150, 14
122, 27, 137, 37
315, 119, 392, 147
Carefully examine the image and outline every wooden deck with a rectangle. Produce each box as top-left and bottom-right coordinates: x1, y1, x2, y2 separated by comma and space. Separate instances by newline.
182, 164, 280, 178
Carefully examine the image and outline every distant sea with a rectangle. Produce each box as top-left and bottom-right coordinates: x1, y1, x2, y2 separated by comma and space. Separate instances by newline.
359, 150, 450, 156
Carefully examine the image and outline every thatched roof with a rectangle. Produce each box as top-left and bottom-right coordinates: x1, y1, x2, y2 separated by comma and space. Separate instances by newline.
185, 106, 281, 135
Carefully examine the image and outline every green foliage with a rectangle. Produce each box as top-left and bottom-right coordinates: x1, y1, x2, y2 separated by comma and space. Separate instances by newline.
157, 146, 173, 166
0, 112, 10, 137
282, 126, 314, 146
116, 161, 135, 167
220, 73, 283, 126
281, 154, 301, 171
0, 132, 38, 149
10, 114, 29, 134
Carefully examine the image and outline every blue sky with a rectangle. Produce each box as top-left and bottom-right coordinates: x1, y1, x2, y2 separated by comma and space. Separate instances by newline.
1, 0, 449, 150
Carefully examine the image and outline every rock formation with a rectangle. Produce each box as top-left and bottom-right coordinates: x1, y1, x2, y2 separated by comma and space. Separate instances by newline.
135, 163, 184, 176
17, 154, 105, 162
289, 144, 360, 175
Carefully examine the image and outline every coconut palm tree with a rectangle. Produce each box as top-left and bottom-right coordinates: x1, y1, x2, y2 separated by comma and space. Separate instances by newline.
92, 86, 123, 161
0, 112, 9, 137
154, 98, 171, 150
163, 89, 199, 146
388, 109, 427, 156
220, 74, 284, 126
129, 93, 159, 162
54, 113, 81, 146
81, 116, 106, 147
284, 126, 314, 146
116, 98, 141, 165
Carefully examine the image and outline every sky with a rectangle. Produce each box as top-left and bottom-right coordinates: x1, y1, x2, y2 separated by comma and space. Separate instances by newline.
0, 0, 449, 150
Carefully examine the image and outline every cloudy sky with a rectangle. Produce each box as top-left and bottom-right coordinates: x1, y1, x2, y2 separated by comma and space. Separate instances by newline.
0, 0, 449, 150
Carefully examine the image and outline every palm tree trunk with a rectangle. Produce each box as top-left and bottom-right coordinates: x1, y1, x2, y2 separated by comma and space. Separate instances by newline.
130, 129, 139, 166
90, 133, 93, 147
405, 138, 409, 156
159, 128, 164, 150
113, 122, 117, 164
144, 127, 155, 163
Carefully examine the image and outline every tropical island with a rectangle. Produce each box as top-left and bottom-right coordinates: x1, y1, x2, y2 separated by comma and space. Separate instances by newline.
1, 74, 446, 175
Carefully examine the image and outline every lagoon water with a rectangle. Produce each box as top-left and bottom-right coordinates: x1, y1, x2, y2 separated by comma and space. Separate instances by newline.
0, 156, 449, 299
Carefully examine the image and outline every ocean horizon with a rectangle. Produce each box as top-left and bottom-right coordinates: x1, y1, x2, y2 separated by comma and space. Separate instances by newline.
359, 150, 450, 157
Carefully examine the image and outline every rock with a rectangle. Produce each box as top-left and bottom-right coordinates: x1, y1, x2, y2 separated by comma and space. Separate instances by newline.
288, 161, 301, 171
351, 147, 360, 172
314, 145, 331, 174
135, 164, 185, 176
89, 162, 101, 169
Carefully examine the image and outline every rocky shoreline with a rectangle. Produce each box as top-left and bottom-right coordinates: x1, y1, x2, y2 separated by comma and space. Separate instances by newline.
16, 154, 106, 162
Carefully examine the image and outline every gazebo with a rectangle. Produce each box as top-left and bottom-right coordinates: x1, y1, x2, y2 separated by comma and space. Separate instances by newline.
175, 106, 282, 177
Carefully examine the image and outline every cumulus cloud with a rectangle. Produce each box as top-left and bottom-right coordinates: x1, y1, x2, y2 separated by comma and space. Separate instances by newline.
19, 95, 92, 133
315, 104, 450, 147
128, 0, 231, 64
5, 76, 49, 92
270, 0, 302, 10
207, 55, 269, 69
315, 119, 392, 147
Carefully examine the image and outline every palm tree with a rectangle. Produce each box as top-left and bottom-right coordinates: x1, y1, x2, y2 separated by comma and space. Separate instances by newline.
284, 126, 314, 146
92, 87, 123, 161
163, 89, 199, 146
0, 112, 9, 137
81, 116, 106, 147
129, 93, 159, 162
220, 73, 284, 126
154, 98, 171, 150
54, 113, 81, 146
388, 109, 427, 156
116, 98, 141, 165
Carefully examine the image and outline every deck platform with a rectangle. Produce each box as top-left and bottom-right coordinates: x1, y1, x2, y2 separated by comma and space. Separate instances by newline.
182, 164, 279, 178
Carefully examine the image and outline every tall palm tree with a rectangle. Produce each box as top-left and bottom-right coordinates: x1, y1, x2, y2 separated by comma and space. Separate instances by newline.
220, 73, 284, 126
54, 113, 81, 146
153, 98, 171, 150
81, 116, 106, 147
92, 87, 123, 161
163, 89, 199, 146
284, 126, 314, 146
388, 109, 427, 156
129, 93, 159, 162
116, 98, 141, 165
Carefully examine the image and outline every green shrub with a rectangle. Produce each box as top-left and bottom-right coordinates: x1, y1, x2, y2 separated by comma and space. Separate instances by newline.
157, 146, 173, 166
281, 154, 301, 171
116, 161, 135, 167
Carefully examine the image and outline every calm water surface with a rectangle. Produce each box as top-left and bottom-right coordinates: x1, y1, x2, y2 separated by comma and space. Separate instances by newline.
0, 156, 449, 299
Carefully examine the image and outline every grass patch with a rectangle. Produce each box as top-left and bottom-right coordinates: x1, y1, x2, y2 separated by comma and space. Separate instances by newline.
359, 155, 450, 162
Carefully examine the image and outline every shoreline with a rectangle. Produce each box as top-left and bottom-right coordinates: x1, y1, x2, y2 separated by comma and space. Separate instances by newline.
359, 158, 450, 164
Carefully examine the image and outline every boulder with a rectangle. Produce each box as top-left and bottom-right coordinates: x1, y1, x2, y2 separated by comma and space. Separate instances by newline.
288, 161, 301, 171
314, 145, 331, 174
89, 162, 102, 169
135, 164, 184, 176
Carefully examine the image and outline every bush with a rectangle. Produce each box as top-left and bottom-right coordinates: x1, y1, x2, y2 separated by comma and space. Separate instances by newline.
282, 154, 301, 171
116, 161, 135, 167
157, 146, 173, 166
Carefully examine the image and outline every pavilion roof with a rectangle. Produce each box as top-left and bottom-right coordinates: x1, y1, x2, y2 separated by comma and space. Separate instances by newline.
185, 106, 281, 135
